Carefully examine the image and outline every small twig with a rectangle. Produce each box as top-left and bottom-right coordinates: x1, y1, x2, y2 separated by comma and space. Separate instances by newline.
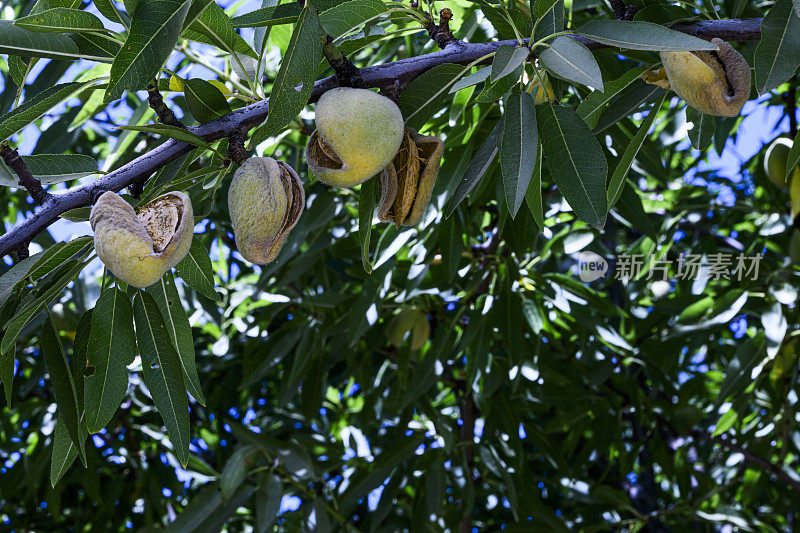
146, 83, 184, 129
608, 0, 638, 20
379, 79, 404, 105
458, 392, 476, 533
322, 34, 362, 87
426, 8, 458, 50
227, 128, 249, 166
15, 242, 29, 262
1, 143, 51, 205
691, 430, 800, 494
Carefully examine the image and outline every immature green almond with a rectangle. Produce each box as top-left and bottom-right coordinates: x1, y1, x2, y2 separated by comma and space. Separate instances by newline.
387, 308, 430, 350
306, 87, 404, 187
90, 190, 194, 288
655, 38, 751, 117
764, 137, 795, 187
228, 157, 305, 264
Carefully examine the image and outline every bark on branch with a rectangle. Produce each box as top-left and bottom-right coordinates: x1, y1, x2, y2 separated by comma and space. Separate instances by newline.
1, 144, 51, 206
0, 18, 764, 258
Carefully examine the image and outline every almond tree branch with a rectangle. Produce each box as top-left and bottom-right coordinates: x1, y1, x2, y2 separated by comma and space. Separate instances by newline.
1, 143, 51, 206
0, 18, 763, 259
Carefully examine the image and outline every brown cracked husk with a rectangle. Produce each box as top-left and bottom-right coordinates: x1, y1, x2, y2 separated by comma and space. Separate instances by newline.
271, 161, 305, 257
306, 130, 343, 171
378, 128, 443, 227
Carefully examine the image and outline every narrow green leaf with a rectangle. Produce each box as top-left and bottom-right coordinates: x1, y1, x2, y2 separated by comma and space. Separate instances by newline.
0, 253, 41, 309
0, 20, 94, 61
0, 81, 90, 141
15, 8, 107, 33
607, 91, 666, 208
534, 0, 563, 42
70, 31, 121, 60
27, 237, 93, 281
491, 45, 523, 81
718, 334, 766, 401
1, 258, 87, 355
577, 67, 646, 129
499, 87, 538, 217
84, 288, 136, 433
93, 0, 130, 27
183, 78, 232, 123
400, 63, 464, 131
358, 177, 377, 274
616, 183, 657, 241
537, 104, 607, 228
525, 142, 544, 231
308, 499, 332, 533
532, 0, 560, 18
41, 314, 85, 462
164, 484, 254, 532
713, 408, 738, 436
174, 238, 219, 301
104, 0, 192, 102
50, 417, 80, 487
146, 272, 205, 405
219, 445, 257, 502
256, 475, 283, 532
576, 20, 720, 51
0, 294, 22, 405
231, 4, 301, 28
593, 79, 665, 133
539, 36, 603, 91
754, 0, 800, 94
449, 66, 491, 94
339, 432, 425, 513
133, 291, 190, 467
319, 0, 386, 40
114, 124, 213, 150
0, 154, 98, 187
8, 56, 33, 88
687, 107, 715, 150
71, 309, 93, 413
184, 1, 257, 59
447, 121, 502, 216
252, 6, 322, 144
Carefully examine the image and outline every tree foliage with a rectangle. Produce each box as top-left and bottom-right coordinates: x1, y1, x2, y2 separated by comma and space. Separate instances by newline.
1, 0, 800, 530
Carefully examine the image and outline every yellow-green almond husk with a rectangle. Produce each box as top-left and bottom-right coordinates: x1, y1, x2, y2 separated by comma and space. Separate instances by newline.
658, 38, 751, 117
90, 190, 194, 288
228, 157, 305, 265
378, 128, 443, 226
306, 87, 404, 187
387, 308, 430, 350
